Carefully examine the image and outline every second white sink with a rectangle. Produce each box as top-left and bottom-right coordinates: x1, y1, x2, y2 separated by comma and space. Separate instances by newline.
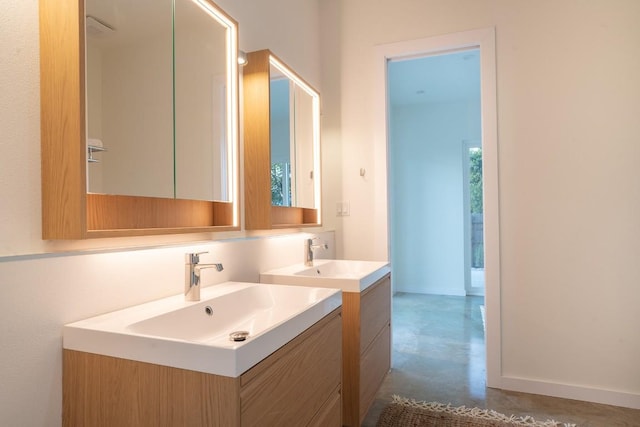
261, 259, 391, 292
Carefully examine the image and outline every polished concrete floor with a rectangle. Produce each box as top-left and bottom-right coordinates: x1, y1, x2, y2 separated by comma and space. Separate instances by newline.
362, 293, 640, 427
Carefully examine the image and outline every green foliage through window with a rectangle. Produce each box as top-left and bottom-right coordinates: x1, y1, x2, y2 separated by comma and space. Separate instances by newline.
469, 148, 484, 268
271, 163, 291, 206
469, 148, 483, 214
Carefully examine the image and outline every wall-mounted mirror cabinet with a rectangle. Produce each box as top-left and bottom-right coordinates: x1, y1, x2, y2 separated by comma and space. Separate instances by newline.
243, 50, 321, 230
39, 0, 239, 239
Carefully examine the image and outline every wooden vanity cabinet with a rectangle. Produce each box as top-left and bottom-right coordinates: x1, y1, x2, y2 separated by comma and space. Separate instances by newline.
63, 309, 342, 427
342, 274, 391, 427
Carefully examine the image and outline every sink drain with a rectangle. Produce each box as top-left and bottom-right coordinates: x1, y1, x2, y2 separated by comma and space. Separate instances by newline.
229, 331, 250, 342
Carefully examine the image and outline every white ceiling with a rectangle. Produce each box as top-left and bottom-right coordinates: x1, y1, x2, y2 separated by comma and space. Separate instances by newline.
388, 49, 480, 106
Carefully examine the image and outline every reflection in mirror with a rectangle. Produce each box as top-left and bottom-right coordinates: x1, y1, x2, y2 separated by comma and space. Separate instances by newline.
86, 0, 174, 198
269, 56, 320, 210
269, 66, 291, 206
85, 0, 237, 202
175, 0, 230, 201
293, 83, 316, 208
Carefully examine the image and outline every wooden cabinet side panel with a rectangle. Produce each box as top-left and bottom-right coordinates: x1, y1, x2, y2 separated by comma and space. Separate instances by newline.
360, 275, 391, 355
64, 350, 160, 426
240, 311, 342, 427
243, 49, 272, 230
342, 291, 362, 427
39, 0, 87, 239
63, 349, 99, 426
63, 350, 241, 427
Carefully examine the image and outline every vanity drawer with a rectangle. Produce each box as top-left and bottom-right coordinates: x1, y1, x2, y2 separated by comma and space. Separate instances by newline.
240, 309, 342, 427
308, 388, 342, 427
360, 275, 391, 355
359, 323, 391, 421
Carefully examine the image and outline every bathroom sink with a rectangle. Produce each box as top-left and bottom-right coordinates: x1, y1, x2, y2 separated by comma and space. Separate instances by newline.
260, 259, 391, 292
63, 282, 341, 377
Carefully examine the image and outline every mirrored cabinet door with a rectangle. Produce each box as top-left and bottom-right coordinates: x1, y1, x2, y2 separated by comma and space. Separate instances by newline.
174, 0, 232, 202
85, 0, 234, 202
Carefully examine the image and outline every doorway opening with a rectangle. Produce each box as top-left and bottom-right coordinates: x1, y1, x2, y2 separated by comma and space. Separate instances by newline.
388, 48, 481, 297
375, 27, 500, 387
387, 47, 486, 393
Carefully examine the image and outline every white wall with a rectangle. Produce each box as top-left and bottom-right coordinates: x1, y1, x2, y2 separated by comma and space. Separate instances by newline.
390, 101, 480, 296
324, 0, 640, 408
0, 0, 331, 425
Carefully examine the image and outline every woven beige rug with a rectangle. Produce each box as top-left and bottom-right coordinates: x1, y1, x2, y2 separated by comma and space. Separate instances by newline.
376, 396, 576, 427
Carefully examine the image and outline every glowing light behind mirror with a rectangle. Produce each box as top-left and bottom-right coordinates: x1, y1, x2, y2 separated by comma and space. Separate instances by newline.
312, 88, 321, 219
269, 55, 322, 216
190, 0, 239, 226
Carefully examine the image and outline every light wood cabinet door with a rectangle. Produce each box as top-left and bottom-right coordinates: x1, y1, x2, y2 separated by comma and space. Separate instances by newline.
308, 389, 342, 427
360, 275, 391, 355
240, 310, 342, 426
359, 324, 391, 422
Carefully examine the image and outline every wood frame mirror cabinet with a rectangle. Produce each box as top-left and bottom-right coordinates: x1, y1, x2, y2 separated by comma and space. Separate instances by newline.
243, 50, 322, 230
39, 0, 240, 239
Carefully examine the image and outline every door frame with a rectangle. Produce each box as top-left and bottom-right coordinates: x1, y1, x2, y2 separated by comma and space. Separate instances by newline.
374, 27, 501, 388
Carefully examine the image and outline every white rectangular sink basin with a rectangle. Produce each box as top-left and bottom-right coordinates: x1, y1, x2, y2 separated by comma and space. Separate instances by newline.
63, 282, 341, 377
260, 259, 391, 292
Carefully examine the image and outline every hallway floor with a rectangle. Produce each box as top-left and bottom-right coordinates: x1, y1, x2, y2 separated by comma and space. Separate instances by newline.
362, 293, 640, 427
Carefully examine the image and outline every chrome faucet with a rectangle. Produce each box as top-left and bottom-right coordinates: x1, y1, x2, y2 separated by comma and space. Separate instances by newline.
185, 252, 223, 301
304, 238, 328, 266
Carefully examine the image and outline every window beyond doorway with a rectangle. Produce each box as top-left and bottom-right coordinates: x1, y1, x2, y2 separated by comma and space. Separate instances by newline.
464, 143, 485, 294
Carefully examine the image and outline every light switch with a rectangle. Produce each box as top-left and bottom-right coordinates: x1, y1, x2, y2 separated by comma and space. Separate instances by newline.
342, 201, 350, 216
336, 201, 350, 216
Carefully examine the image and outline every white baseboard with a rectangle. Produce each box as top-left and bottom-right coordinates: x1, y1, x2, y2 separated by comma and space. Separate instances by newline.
394, 286, 466, 297
498, 376, 640, 410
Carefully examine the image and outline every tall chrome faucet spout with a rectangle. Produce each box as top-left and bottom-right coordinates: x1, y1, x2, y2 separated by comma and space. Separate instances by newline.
304, 238, 328, 267
185, 252, 223, 301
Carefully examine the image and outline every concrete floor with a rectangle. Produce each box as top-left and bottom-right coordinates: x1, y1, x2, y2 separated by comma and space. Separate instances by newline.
362, 293, 640, 427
